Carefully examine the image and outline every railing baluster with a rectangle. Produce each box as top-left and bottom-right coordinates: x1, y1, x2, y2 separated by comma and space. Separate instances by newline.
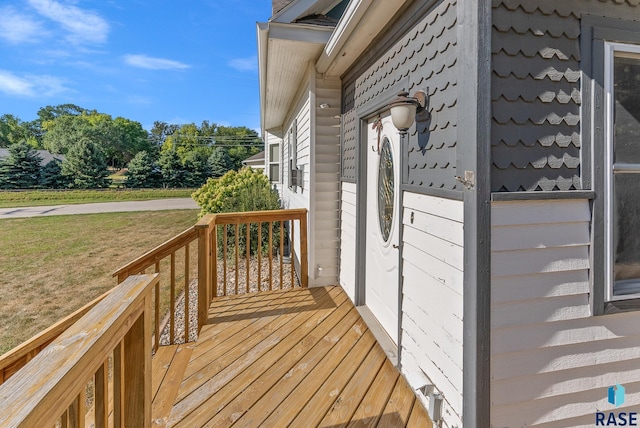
258, 222, 262, 292
212, 224, 218, 297
60, 410, 68, 428
235, 223, 239, 295
95, 360, 108, 428
291, 219, 295, 288
113, 342, 124, 428
269, 222, 273, 291
184, 243, 190, 341
246, 222, 250, 293
69, 388, 85, 428
223, 224, 227, 296
154, 262, 160, 351
170, 252, 176, 344
280, 220, 284, 289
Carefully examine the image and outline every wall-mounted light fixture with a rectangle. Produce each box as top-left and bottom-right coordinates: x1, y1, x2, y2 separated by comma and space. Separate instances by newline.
389, 90, 428, 134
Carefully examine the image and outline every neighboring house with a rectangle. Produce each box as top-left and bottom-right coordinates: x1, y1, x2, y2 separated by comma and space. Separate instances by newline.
240, 150, 265, 170
0, 148, 65, 167
259, 0, 640, 426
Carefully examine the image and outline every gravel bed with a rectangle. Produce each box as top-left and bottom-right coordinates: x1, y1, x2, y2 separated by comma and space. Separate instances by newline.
159, 256, 296, 346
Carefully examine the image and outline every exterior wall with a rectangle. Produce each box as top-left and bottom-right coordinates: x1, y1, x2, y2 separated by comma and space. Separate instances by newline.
401, 192, 463, 428
339, 181, 357, 301
311, 75, 341, 286
491, 199, 640, 426
274, 69, 342, 287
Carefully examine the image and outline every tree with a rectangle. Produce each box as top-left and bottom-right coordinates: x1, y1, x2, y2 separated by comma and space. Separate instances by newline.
42, 111, 151, 168
209, 147, 234, 177
158, 149, 185, 188
0, 115, 39, 148
126, 151, 161, 188
0, 141, 42, 189
40, 159, 65, 189
183, 150, 212, 188
61, 139, 111, 188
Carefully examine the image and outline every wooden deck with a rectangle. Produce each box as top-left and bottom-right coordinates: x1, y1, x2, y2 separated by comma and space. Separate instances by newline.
151, 285, 432, 427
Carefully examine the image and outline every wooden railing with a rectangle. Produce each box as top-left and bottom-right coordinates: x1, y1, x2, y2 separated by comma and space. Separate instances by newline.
0, 208, 309, 390
112, 214, 213, 351
0, 290, 111, 386
209, 208, 308, 296
0, 274, 157, 428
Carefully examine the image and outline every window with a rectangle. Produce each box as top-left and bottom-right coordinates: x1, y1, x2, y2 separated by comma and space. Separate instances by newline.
269, 143, 280, 183
583, 17, 640, 312
288, 119, 301, 190
604, 42, 640, 301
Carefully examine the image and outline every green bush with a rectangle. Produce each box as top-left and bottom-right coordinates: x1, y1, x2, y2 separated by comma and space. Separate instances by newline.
192, 168, 282, 256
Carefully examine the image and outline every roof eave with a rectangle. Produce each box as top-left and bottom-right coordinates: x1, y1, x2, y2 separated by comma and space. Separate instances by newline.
258, 21, 333, 132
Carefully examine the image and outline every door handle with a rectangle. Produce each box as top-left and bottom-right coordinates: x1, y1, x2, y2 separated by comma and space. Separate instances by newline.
392, 244, 399, 249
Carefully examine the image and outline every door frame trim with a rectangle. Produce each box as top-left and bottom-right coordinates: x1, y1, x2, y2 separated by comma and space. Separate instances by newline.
354, 81, 408, 352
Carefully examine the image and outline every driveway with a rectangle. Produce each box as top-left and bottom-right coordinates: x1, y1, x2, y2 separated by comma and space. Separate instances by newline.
0, 198, 199, 219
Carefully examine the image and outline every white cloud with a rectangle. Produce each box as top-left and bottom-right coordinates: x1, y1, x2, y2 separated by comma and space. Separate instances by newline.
28, 0, 109, 44
0, 7, 44, 44
228, 56, 257, 72
0, 70, 67, 97
127, 95, 152, 105
124, 54, 190, 70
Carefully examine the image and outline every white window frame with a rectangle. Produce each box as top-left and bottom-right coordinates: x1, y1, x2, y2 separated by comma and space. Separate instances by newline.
268, 142, 281, 183
604, 41, 640, 301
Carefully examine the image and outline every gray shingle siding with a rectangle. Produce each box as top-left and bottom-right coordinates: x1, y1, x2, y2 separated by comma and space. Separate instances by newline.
491, 0, 581, 192
341, 0, 459, 191
491, 0, 640, 192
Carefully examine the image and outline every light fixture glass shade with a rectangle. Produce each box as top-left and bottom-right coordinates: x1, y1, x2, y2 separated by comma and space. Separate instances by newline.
390, 102, 417, 131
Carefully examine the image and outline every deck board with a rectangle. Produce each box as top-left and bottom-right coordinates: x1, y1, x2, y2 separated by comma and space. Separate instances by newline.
150, 285, 431, 427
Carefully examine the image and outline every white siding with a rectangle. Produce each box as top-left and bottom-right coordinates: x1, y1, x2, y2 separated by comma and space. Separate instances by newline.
491, 199, 640, 427
401, 192, 463, 428
311, 75, 341, 286
339, 181, 357, 301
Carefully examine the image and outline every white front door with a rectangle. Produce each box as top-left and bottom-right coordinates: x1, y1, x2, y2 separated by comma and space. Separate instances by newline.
365, 114, 400, 343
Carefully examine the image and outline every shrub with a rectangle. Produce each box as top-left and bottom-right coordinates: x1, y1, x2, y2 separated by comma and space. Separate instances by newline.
192, 168, 282, 256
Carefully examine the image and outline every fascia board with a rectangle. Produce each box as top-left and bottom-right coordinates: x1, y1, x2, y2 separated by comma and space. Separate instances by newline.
258, 22, 269, 134
268, 22, 334, 44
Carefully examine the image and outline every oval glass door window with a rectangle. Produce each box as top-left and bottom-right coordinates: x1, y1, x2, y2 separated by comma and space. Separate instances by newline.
378, 137, 395, 242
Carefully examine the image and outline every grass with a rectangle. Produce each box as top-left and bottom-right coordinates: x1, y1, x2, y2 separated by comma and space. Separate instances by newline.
0, 209, 199, 355
0, 188, 196, 208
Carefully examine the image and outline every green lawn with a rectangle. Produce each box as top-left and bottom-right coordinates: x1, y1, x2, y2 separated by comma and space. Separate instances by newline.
0, 209, 199, 354
0, 188, 196, 208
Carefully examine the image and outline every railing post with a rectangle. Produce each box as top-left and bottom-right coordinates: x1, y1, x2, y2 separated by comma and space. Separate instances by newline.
300, 210, 308, 288
123, 293, 152, 428
196, 217, 212, 332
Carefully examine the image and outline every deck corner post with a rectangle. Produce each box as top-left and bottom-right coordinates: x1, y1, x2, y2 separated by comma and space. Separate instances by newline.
197, 222, 211, 332
300, 209, 308, 288
123, 291, 152, 428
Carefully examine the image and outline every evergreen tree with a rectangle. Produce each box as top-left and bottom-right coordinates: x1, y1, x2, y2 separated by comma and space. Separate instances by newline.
0, 141, 42, 189
183, 150, 212, 188
126, 151, 161, 188
158, 149, 185, 188
61, 139, 111, 188
39, 159, 65, 188
208, 147, 234, 178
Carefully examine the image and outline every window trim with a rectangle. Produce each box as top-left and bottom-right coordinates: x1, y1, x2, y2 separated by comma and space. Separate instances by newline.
604, 41, 640, 302
268, 141, 281, 183
583, 16, 640, 314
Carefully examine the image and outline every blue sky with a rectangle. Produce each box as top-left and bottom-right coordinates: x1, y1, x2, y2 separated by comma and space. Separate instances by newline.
0, 1, 272, 131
